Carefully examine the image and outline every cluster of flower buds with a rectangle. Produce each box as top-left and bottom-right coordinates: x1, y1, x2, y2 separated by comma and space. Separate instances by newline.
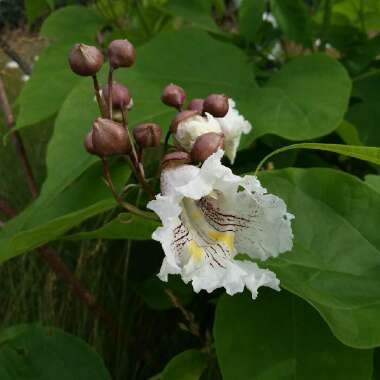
68, 38, 162, 162
160, 83, 231, 166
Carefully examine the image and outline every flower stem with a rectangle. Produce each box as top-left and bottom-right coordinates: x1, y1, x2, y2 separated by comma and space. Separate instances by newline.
108, 67, 114, 119
121, 107, 155, 200
101, 158, 157, 219
92, 75, 107, 117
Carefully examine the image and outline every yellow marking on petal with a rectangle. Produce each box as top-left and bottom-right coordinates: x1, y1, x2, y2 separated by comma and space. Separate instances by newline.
208, 231, 235, 251
187, 240, 204, 260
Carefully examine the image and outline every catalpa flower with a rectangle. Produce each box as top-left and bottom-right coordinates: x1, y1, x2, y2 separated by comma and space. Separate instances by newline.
148, 150, 294, 299
172, 98, 251, 163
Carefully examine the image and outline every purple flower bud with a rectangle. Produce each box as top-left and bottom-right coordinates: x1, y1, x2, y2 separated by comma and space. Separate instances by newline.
203, 94, 229, 117
92, 118, 131, 156
133, 123, 162, 148
161, 83, 186, 109
102, 82, 132, 109
161, 151, 192, 170
108, 39, 136, 69
188, 98, 204, 114
191, 132, 224, 162
170, 110, 199, 134
68, 43, 104, 76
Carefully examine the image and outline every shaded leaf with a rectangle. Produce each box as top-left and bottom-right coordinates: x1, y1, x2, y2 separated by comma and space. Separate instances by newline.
136, 276, 193, 310
161, 349, 207, 380
65, 213, 158, 240
270, 0, 313, 46
239, 0, 266, 42
0, 324, 111, 379
347, 71, 380, 146
215, 290, 373, 380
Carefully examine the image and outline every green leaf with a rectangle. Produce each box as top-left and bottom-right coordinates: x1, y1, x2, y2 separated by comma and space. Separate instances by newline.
25, 0, 49, 25
114, 30, 350, 144
135, 276, 193, 310
243, 53, 351, 143
0, 324, 111, 379
16, 6, 104, 130
65, 213, 158, 241
161, 349, 207, 380
347, 71, 380, 146
239, 0, 266, 42
0, 163, 130, 263
259, 168, 380, 348
365, 174, 380, 194
40, 5, 104, 44
166, 0, 219, 33
270, 0, 313, 46
336, 120, 363, 146
255, 143, 380, 174
214, 291, 373, 380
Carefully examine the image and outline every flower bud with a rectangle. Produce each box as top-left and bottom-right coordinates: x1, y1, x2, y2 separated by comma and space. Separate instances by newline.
92, 118, 131, 156
161, 151, 191, 170
188, 98, 204, 113
203, 94, 229, 117
170, 110, 199, 134
133, 123, 162, 148
108, 39, 136, 69
102, 82, 132, 109
84, 130, 96, 155
68, 43, 104, 76
161, 84, 186, 109
191, 132, 224, 162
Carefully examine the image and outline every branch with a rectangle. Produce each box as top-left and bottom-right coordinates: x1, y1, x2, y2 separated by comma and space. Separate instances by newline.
0, 36, 32, 75
0, 76, 122, 338
0, 77, 38, 198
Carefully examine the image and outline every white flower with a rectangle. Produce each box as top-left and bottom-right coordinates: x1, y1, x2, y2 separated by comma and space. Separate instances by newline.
174, 112, 221, 152
216, 99, 252, 163
174, 98, 252, 164
147, 150, 294, 299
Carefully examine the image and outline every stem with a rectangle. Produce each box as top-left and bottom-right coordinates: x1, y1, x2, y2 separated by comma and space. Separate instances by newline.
92, 75, 107, 117
0, 196, 16, 218
108, 67, 114, 119
164, 131, 171, 152
121, 108, 155, 200
0, 36, 32, 75
0, 77, 38, 198
101, 158, 157, 219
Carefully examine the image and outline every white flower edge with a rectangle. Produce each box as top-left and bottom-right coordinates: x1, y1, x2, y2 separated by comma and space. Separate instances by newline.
148, 150, 294, 299
216, 98, 252, 164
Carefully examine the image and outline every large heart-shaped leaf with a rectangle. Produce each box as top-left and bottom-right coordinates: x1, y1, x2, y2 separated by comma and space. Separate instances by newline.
214, 291, 373, 380
0, 324, 111, 379
259, 168, 380, 348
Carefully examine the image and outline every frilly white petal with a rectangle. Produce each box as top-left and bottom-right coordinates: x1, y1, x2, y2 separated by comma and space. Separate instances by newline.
217, 98, 252, 163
